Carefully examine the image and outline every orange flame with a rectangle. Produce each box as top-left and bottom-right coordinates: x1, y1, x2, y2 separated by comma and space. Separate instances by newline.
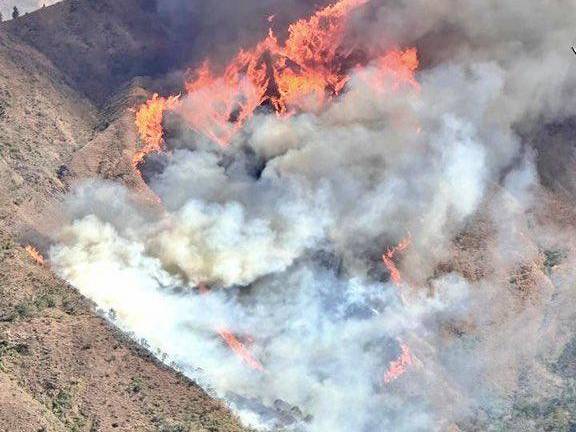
359, 48, 420, 92
382, 237, 414, 384
382, 234, 411, 287
134, 0, 418, 157
197, 283, 264, 371
216, 327, 265, 372
133, 93, 180, 167
383, 342, 413, 384
25, 245, 45, 265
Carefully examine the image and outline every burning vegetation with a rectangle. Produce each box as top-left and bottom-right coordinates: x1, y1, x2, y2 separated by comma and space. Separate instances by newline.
382, 234, 412, 288
133, 93, 180, 168
25, 245, 45, 266
134, 0, 418, 165
46, 0, 576, 430
383, 343, 413, 384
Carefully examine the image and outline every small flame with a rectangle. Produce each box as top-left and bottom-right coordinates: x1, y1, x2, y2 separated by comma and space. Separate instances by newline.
197, 281, 209, 295
198, 283, 264, 371
216, 327, 266, 372
382, 238, 414, 384
382, 234, 411, 286
383, 342, 413, 384
25, 245, 45, 265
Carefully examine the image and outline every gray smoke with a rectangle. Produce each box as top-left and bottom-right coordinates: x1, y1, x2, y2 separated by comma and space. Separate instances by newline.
49, 0, 576, 431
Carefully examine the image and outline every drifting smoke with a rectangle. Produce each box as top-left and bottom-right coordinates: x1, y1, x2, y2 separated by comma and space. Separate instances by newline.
49, 0, 576, 430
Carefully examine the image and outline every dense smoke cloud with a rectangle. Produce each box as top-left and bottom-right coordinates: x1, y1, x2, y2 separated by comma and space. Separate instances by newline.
49, 0, 576, 431
157, 0, 318, 68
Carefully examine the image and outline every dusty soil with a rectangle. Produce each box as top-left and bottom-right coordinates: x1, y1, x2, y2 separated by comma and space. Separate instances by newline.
0, 28, 96, 236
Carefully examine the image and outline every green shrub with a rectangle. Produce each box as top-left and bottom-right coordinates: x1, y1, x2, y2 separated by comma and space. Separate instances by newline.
52, 390, 72, 417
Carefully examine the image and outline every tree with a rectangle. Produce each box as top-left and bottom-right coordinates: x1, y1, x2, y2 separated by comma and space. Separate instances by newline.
0, 12, 3, 22
12, 6, 19, 20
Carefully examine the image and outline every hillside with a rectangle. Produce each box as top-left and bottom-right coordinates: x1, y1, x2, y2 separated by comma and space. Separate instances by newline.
5, 0, 168, 106
0, 2, 250, 431
1, 0, 576, 430
0, 232, 249, 432
3, 0, 319, 107
0, 28, 96, 237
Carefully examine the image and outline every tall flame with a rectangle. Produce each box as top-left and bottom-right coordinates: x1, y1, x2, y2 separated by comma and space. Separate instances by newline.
133, 93, 180, 167
133, 0, 418, 164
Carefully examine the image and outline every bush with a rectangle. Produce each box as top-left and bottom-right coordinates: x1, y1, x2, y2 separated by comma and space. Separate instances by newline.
15, 303, 30, 318
129, 377, 144, 394
52, 390, 72, 417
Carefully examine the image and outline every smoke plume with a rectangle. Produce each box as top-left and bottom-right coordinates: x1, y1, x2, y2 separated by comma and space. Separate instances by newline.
48, 0, 576, 430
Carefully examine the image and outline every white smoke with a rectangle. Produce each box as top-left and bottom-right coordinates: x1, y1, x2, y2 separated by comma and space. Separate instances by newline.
49, 0, 576, 431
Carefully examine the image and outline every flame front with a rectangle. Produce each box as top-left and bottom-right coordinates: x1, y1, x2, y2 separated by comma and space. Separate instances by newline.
133, 93, 180, 167
134, 0, 418, 162
381, 237, 414, 384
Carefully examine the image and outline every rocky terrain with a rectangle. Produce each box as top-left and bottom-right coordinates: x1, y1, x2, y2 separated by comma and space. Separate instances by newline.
1, 1, 62, 19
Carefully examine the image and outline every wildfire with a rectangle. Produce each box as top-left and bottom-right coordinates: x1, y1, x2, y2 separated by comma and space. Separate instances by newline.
382, 234, 411, 287
133, 93, 180, 167
383, 342, 413, 384
132, 1, 419, 379
198, 283, 264, 371
359, 48, 420, 92
381, 235, 415, 384
216, 327, 265, 372
25, 245, 45, 265
134, 0, 418, 162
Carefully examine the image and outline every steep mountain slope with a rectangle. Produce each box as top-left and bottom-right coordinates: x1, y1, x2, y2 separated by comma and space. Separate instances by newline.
0, 4, 249, 432
5, 0, 168, 106
1, 1, 62, 19
2, 0, 576, 430
0, 233, 249, 432
0, 28, 96, 236
4, 0, 322, 107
